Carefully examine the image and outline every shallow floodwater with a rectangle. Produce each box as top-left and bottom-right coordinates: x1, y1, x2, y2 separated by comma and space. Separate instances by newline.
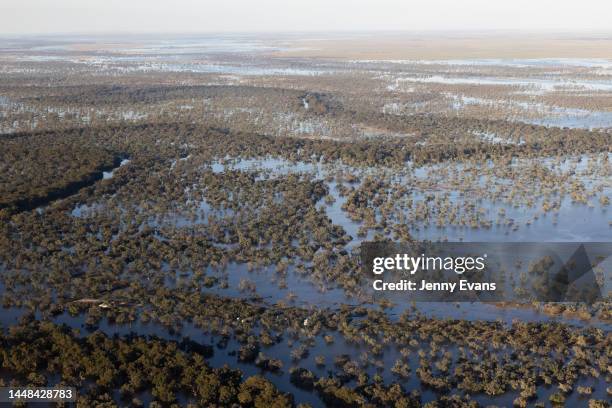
362, 58, 612, 69
528, 110, 612, 130
446, 93, 612, 129
102, 158, 131, 179
11, 155, 607, 405
393, 73, 612, 93
162, 156, 612, 327
2, 181, 610, 404
1, 300, 607, 408
2, 41, 611, 407
63, 155, 611, 325
214, 155, 607, 243
199, 261, 611, 329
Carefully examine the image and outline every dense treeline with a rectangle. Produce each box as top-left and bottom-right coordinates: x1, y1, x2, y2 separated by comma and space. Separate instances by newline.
0, 319, 293, 407
25, 84, 308, 107
0, 131, 119, 213
2, 118, 610, 190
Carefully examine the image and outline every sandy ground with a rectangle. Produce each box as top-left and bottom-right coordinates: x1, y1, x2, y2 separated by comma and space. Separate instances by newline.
272, 32, 612, 60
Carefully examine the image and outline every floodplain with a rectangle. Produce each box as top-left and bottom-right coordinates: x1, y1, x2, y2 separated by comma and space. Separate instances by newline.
0, 33, 610, 407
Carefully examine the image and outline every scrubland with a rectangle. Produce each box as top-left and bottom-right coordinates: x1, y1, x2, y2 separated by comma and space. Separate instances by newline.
0, 35, 610, 407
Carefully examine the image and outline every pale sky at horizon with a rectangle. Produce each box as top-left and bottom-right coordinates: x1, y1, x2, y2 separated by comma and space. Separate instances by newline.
2, 0, 612, 35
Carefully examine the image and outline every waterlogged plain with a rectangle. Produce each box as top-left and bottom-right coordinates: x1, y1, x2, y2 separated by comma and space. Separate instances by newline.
154, 155, 612, 309
0, 35, 610, 407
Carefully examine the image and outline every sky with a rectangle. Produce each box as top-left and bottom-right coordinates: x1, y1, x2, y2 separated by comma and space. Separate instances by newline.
2, 0, 612, 35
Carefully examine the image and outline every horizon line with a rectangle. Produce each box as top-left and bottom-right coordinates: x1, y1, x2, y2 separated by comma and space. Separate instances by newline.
3, 28, 612, 38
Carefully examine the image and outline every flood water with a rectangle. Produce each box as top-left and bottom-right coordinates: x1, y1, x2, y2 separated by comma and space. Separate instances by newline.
1, 44, 611, 405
